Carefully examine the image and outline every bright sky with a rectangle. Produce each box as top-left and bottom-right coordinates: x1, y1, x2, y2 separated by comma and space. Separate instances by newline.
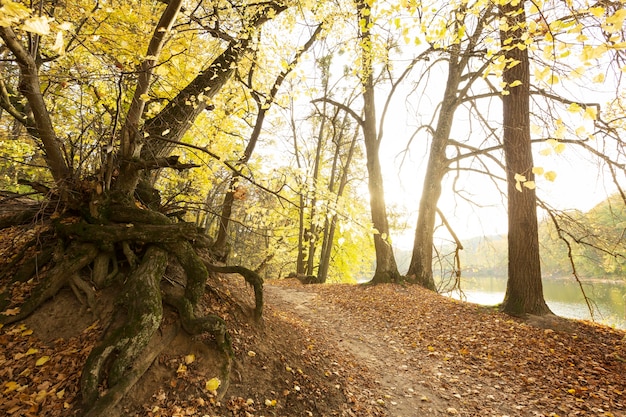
376, 81, 621, 249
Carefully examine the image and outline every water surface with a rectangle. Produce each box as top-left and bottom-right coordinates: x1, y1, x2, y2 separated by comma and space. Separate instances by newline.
443, 277, 626, 330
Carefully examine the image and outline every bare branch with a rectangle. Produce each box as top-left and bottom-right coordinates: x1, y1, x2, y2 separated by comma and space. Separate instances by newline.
311, 97, 364, 127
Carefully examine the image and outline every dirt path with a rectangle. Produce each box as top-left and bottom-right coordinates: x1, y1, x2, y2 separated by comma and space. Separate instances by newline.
265, 284, 459, 416
264, 281, 626, 417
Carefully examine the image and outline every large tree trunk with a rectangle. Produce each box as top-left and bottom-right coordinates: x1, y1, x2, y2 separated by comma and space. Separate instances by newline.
499, 1, 551, 316
357, 0, 400, 284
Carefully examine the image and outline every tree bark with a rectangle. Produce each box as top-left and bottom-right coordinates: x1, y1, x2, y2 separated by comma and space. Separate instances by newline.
115, 3, 288, 195
0, 27, 70, 184
499, 1, 551, 316
407, 58, 462, 291
357, 0, 400, 284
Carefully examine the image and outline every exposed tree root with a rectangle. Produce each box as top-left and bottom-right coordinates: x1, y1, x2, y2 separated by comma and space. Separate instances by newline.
163, 288, 234, 398
1, 205, 263, 415
204, 263, 264, 319
80, 245, 168, 410
83, 324, 179, 417
167, 240, 209, 304
0, 242, 98, 324
92, 251, 119, 289
69, 273, 98, 316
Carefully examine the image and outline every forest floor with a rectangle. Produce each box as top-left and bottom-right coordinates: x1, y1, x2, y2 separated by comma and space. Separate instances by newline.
1, 273, 626, 417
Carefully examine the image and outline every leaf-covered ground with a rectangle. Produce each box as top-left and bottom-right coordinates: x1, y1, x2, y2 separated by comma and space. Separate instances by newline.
1, 266, 625, 416
265, 279, 626, 417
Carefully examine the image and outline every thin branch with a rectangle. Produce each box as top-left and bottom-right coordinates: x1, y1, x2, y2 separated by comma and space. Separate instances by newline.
311, 98, 364, 127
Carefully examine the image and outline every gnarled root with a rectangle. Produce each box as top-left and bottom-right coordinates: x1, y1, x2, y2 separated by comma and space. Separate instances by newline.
163, 289, 233, 398
92, 250, 119, 289
204, 263, 264, 319
80, 245, 168, 413
83, 324, 179, 417
0, 242, 98, 324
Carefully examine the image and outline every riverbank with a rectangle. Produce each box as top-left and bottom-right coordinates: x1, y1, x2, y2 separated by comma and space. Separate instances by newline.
444, 275, 626, 329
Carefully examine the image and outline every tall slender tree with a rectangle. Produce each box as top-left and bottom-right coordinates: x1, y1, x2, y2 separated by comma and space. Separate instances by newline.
357, 0, 400, 283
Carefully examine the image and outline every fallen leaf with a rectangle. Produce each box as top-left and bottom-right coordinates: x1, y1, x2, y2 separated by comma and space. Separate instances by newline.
35, 356, 50, 366
205, 377, 221, 392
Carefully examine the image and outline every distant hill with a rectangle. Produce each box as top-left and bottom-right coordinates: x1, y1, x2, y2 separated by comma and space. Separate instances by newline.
419, 193, 626, 280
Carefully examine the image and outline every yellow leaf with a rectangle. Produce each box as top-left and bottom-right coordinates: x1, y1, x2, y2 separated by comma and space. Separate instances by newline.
247, 350, 256, 357
588, 6, 604, 17
605, 9, 626, 26
544, 171, 557, 182
176, 363, 187, 374
205, 377, 221, 392
264, 399, 277, 407
56, 389, 65, 399
35, 356, 50, 366
532, 167, 544, 175
51, 31, 65, 55
568, 388, 576, 394
21, 329, 33, 336
21, 16, 51, 35
581, 44, 608, 61
567, 103, 581, 113
184, 354, 195, 364
569, 66, 585, 79
0, 1, 31, 26
554, 143, 566, 154
531, 123, 542, 135
515, 182, 523, 192
3, 307, 20, 316
427, 346, 435, 352
592, 73, 605, 83
523, 181, 536, 190
514, 173, 527, 182
25, 348, 39, 356
584, 106, 597, 120
509, 80, 522, 87
3, 381, 20, 393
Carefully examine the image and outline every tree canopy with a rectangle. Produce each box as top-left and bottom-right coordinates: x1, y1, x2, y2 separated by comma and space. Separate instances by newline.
0, 0, 625, 413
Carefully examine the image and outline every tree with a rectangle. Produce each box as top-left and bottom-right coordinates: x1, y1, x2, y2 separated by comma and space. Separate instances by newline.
405, 4, 493, 291
0, 1, 287, 414
356, 0, 400, 283
212, 23, 323, 260
498, 0, 551, 315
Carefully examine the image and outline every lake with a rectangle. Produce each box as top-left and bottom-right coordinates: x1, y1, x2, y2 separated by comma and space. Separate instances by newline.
442, 277, 626, 330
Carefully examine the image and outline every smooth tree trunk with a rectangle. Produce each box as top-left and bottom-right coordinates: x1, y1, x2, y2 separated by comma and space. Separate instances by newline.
290, 108, 307, 275
406, 56, 462, 291
305, 101, 327, 276
357, 0, 400, 283
406, 8, 493, 291
499, 1, 551, 316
